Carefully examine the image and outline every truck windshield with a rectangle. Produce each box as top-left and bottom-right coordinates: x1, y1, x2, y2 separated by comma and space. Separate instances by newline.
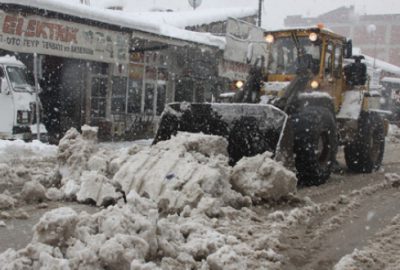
6, 66, 34, 92
267, 36, 320, 75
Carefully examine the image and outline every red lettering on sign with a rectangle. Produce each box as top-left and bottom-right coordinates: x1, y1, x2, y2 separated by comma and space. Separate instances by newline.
55, 24, 66, 42
35, 21, 48, 39
16, 18, 24, 36
25, 20, 36, 37
3, 15, 17, 34
2, 14, 80, 45
45, 23, 55, 40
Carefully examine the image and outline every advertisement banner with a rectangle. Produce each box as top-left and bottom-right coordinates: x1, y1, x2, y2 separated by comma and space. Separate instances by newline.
0, 10, 130, 64
220, 18, 268, 80
224, 18, 267, 66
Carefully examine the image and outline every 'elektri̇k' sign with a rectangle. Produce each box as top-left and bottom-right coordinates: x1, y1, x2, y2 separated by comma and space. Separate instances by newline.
0, 10, 130, 64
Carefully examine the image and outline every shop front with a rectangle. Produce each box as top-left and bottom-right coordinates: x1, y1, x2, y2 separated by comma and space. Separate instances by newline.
0, 5, 130, 141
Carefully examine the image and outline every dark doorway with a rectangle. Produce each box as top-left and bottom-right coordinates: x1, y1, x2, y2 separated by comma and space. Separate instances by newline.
40, 56, 86, 142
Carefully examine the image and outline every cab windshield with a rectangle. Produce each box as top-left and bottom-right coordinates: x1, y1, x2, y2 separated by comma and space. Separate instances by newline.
6, 66, 34, 92
267, 36, 320, 75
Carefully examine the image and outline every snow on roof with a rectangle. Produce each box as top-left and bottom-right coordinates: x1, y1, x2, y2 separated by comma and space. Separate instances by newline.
362, 54, 400, 76
351, 47, 400, 76
1, 0, 228, 49
382, 77, 400, 84
125, 8, 257, 29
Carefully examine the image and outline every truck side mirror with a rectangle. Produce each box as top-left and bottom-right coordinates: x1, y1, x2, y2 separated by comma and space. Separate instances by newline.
1, 77, 10, 95
344, 39, 353, 59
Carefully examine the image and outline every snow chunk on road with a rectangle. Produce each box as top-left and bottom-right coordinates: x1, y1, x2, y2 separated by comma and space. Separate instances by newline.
76, 171, 119, 206
231, 152, 297, 203
21, 181, 47, 203
0, 193, 16, 210
33, 207, 79, 246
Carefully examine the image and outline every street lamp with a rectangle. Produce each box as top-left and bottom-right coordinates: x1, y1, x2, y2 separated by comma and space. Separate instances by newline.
258, 0, 263, 27
188, 0, 202, 10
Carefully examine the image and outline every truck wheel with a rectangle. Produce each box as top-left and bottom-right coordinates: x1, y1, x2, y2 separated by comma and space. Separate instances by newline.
292, 107, 337, 186
344, 112, 385, 173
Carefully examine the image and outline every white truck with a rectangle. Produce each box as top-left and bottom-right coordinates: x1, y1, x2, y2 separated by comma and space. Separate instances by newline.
0, 55, 47, 141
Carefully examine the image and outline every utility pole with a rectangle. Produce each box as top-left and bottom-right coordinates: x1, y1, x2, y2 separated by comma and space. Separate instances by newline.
258, 0, 263, 27
33, 53, 41, 142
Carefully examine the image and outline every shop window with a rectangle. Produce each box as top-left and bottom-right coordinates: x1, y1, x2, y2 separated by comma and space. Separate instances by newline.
111, 77, 127, 113
144, 83, 154, 114
91, 77, 107, 118
127, 80, 142, 114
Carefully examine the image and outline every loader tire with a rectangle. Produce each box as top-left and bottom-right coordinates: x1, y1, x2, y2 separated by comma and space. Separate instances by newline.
344, 112, 385, 173
292, 107, 337, 186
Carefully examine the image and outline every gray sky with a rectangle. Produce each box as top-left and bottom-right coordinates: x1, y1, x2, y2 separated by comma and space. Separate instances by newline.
95, 0, 400, 29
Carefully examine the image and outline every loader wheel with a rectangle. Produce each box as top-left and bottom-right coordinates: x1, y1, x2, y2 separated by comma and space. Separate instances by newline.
344, 112, 385, 173
292, 107, 337, 186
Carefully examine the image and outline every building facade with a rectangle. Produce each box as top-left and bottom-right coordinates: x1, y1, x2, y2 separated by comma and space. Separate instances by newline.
285, 6, 400, 67
0, 2, 251, 142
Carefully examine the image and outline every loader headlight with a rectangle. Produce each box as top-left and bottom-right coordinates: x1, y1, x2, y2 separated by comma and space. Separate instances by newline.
309, 32, 318, 42
235, 80, 244, 89
311, 80, 319, 89
265, 34, 274, 44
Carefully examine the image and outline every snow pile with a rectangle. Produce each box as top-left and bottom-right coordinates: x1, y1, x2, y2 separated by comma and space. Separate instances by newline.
0, 189, 313, 270
0, 163, 21, 190
56, 128, 297, 208
0, 139, 57, 163
230, 152, 297, 203
0, 127, 303, 269
56, 127, 144, 205
113, 132, 250, 212
57, 127, 97, 182
334, 214, 400, 270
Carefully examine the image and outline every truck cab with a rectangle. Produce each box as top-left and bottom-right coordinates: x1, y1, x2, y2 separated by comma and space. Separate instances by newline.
0, 55, 47, 141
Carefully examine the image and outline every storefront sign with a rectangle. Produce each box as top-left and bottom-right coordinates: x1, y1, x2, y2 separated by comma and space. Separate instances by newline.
0, 10, 130, 64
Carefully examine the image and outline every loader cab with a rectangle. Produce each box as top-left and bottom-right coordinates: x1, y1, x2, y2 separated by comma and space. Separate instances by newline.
264, 28, 349, 112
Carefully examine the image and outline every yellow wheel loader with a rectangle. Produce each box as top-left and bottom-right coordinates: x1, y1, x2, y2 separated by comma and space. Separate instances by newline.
153, 27, 386, 186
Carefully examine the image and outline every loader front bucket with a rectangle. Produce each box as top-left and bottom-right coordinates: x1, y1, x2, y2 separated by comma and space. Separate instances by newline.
153, 102, 294, 167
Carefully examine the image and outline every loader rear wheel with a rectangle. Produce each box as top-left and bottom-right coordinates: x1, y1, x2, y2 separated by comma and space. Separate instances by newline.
292, 107, 337, 186
344, 112, 385, 173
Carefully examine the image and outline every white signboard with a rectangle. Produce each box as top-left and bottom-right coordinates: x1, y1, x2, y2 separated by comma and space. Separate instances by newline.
0, 11, 130, 64
224, 18, 267, 65
220, 18, 268, 80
